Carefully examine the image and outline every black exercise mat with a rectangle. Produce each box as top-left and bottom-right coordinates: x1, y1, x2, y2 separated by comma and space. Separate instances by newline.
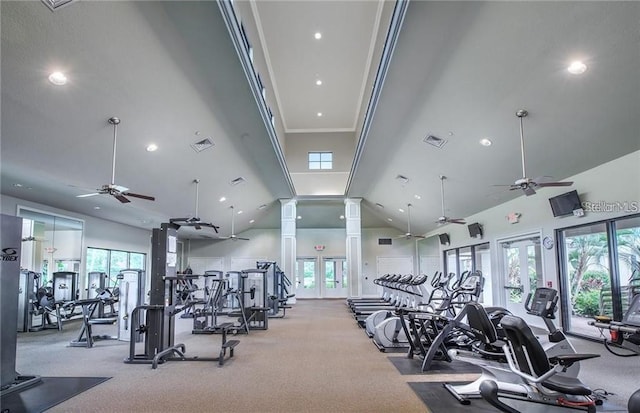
408, 382, 628, 413
388, 355, 481, 375
1, 376, 110, 413
408, 381, 498, 412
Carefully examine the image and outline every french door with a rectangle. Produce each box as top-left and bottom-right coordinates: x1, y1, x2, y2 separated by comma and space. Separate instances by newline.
499, 235, 543, 325
296, 257, 349, 298
296, 257, 318, 298
322, 257, 348, 298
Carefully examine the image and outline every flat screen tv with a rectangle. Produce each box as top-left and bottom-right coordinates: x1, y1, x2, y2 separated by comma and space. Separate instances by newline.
549, 190, 582, 217
438, 233, 450, 245
468, 222, 483, 238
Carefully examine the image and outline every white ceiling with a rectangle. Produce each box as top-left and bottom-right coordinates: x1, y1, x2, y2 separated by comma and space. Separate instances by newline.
1, 1, 639, 239
252, 0, 384, 132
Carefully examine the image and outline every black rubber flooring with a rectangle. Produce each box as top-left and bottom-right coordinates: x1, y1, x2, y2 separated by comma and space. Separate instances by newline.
1, 376, 110, 413
388, 355, 481, 375
408, 381, 628, 413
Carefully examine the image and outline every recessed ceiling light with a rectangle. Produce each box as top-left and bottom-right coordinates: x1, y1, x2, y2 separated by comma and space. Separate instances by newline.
414, 194, 421, 200
387, 218, 393, 222
13, 183, 23, 187
93, 206, 101, 210
339, 215, 345, 220
48, 71, 67, 86
219, 197, 226, 202
146, 143, 158, 152
258, 204, 267, 210
375, 203, 384, 209
398, 208, 405, 213
249, 219, 255, 224
315, 79, 322, 86
480, 138, 492, 146
297, 215, 302, 220
237, 210, 243, 215
314, 32, 322, 40
567, 61, 587, 75
317, 112, 323, 117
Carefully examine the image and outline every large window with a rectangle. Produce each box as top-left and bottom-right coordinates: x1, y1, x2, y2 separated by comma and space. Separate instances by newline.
308, 152, 333, 170
443, 242, 491, 303
86, 247, 146, 282
558, 214, 640, 338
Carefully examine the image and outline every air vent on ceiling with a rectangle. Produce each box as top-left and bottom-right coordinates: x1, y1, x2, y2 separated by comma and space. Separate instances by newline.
229, 177, 246, 186
41, 0, 75, 11
190, 138, 214, 153
423, 134, 447, 149
378, 238, 392, 245
395, 175, 409, 185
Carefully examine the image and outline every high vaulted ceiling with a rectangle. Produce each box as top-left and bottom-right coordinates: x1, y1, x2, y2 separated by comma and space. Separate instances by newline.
1, 1, 639, 239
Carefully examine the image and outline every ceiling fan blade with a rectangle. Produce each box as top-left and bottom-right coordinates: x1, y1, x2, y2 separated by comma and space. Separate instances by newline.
76, 192, 100, 198
199, 222, 220, 233
236, 237, 250, 241
536, 181, 573, 187
122, 192, 155, 201
523, 186, 536, 196
449, 219, 466, 224
114, 194, 131, 203
170, 217, 191, 223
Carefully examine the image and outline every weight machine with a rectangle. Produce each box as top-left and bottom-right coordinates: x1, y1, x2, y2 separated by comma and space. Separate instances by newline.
124, 223, 238, 369
256, 261, 294, 317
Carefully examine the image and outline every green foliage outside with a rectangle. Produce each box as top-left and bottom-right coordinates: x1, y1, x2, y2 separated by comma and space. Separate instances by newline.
573, 289, 601, 317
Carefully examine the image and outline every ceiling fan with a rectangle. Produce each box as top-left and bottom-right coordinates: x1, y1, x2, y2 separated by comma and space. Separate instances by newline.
436, 175, 466, 225
169, 179, 219, 232
395, 203, 425, 239
77, 117, 155, 203
217, 206, 249, 241
495, 109, 573, 196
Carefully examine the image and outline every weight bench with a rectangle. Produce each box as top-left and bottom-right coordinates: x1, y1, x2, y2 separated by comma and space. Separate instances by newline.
69, 298, 118, 348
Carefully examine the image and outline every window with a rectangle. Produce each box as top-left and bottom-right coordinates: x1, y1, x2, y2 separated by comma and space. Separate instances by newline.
268, 107, 275, 128
86, 247, 146, 284
557, 214, 640, 338
308, 152, 333, 170
257, 74, 266, 101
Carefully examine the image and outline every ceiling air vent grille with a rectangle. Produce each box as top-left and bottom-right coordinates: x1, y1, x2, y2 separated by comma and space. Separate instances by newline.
229, 177, 246, 186
423, 134, 447, 149
395, 175, 409, 185
190, 138, 214, 153
378, 238, 392, 245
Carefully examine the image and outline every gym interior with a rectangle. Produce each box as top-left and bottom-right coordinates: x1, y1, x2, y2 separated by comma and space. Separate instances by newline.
1, 1, 639, 412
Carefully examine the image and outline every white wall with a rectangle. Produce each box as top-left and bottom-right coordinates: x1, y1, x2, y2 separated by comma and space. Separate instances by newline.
426, 150, 640, 311
187, 228, 280, 271
361, 228, 416, 295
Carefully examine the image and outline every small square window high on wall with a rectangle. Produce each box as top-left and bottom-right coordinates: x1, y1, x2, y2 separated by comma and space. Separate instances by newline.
308, 152, 332, 170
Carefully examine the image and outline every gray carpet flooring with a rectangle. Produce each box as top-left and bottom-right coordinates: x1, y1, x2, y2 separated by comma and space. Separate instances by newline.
11, 299, 639, 412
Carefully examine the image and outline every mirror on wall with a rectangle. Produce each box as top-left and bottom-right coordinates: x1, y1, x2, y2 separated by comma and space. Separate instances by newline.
18, 207, 84, 285
417, 235, 441, 277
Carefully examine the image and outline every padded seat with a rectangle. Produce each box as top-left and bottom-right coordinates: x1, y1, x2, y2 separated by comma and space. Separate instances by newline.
541, 374, 592, 396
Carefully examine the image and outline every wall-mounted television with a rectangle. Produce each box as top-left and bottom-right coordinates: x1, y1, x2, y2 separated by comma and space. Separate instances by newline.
438, 233, 450, 245
468, 222, 483, 238
549, 190, 582, 217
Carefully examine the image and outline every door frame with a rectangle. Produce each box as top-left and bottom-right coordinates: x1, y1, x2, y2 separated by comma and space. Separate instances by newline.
496, 230, 544, 325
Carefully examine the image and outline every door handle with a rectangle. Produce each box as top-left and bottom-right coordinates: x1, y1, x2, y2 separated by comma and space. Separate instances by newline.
503, 286, 523, 292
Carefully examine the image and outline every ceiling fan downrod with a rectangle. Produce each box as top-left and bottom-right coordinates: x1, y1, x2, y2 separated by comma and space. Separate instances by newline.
108, 117, 120, 186
516, 109, 528, 179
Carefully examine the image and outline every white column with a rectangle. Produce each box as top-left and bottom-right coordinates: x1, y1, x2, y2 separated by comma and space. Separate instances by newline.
344, 198, 362, 298
280, 199, 297, 304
